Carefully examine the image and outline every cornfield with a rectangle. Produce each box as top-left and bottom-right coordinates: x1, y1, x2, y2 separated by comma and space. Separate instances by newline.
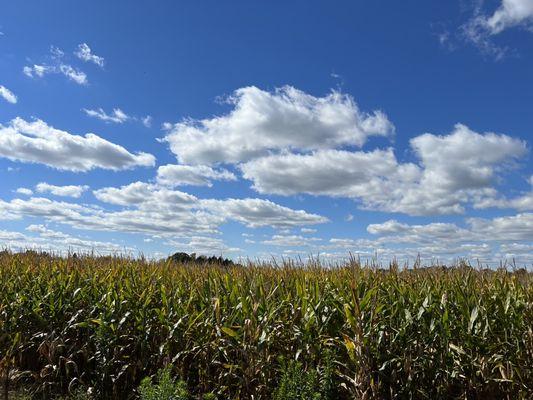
1, 251, 532, 399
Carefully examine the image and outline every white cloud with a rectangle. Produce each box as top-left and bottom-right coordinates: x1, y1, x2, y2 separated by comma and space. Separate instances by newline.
474, 175, 533, 211
409, 124, 526, 191
360, 213, 533, 263
50, 46, 64, 59
83, 108, 154, 128
92, 182, 327, 230
59, 65, 87, 85
15, 188, 33, 196
36, 182, 89, 198
461, 0, 533, 59
467, 213, 533, 241
161, 122, 173, 131
142, 116, 153, 128
0, 178, 328, 240
93, 182, 197, 208
200, 198, 328, 228
0, 85, 17, 104
367, 220, 471, 244
241, 148, 406, 196
83, 108, 130, 124
262, 234, 321, 247
23, 63, 87, 85
23, 224, 129, 253
162, 86, 394, 165
0, 196, 219, 237
301, 228, 317, 233
484, 0, 533, 34
1, 224, 130, 255
23, 47, 87, 85
75, 43, 104, 67
367, 219, 409, 235
23, 64, 52, 78
499, 242, 533, 259
0, 118, 155, 171
156, 164, 237, 187
241, 124, 527, 215
165, 236, 241, 255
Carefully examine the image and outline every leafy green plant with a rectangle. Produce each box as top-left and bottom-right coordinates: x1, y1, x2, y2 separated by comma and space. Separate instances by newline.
273, 360, 325, 400
139, 366, 189, 400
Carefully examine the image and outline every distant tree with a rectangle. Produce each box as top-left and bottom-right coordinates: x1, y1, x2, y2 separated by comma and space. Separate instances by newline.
168, 252, 194, 264
167, 252, 235, 267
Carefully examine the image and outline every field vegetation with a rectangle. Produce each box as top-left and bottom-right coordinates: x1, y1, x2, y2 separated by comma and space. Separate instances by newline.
1, 250, 532, 399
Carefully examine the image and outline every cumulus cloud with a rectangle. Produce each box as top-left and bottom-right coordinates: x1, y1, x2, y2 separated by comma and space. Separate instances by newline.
410, 124, 526, 191
241, 124, 527, 215
241, 148, 408, 196
0, 224, 130, 254
359, 213, 533, 263
200, 198, 328, 228
262, 234, 322, 247
165, 236, 241, 255
474, 175, 533, 211
499, 242, 533, 259
36, 183, 89, 198
0, 118, 155, 171
162, 86, 394, 165
467, 213, 533, 241
93, 182, 197, 208
367, 220, 472, 244
367, 219, 409, 235
16, 188, 33, 196
75, 43, 104, 67
156, 164, 237, 187
0, 196, 219, 237
83, 107, 129, 123
92, 182, 327, 230
0, 85, 17, 104
0, 179, 327, 240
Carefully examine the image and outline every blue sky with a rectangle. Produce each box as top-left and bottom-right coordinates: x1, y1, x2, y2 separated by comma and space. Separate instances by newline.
0, 0, 532, 264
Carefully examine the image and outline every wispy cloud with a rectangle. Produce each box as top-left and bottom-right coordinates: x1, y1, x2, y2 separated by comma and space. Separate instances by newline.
460, 0, 533, 59
82, 108, 130, 124
59, 64, 88, 85
75, 43, 104, 67
0, 85, 17, 104
82, 107, 153, 128
142, 116, 153, 128
23, 46, 88, 85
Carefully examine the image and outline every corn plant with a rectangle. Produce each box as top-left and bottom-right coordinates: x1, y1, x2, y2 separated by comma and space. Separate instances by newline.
0, 251, 531, 399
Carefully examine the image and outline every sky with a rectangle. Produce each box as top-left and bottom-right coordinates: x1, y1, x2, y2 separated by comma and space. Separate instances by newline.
0, 0, 532, 265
